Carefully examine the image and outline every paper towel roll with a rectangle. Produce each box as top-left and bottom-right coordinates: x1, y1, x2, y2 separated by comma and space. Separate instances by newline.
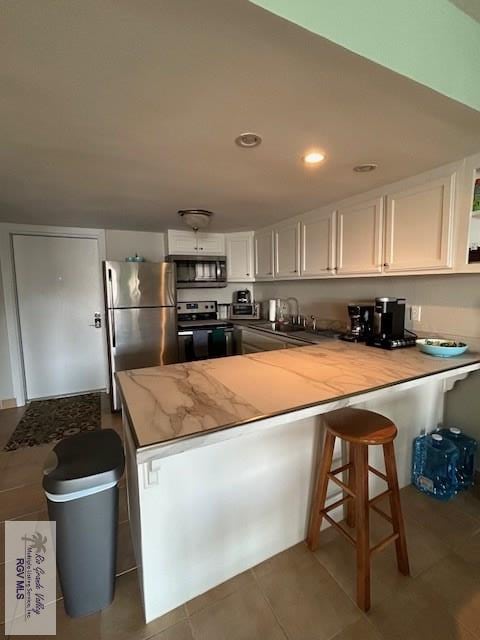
268, 299, 277, 322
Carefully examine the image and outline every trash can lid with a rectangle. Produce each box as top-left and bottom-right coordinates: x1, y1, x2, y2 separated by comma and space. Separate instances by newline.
42, 429, 125, 496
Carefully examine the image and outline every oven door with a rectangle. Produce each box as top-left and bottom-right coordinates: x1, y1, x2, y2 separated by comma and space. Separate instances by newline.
178, 328, 233, 361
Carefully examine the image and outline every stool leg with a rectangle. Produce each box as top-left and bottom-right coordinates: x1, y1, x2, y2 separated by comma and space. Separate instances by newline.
383, 442, 410, 576
307, 431, 336, 552
354, 443, 371, 612
346, 443, 355, 528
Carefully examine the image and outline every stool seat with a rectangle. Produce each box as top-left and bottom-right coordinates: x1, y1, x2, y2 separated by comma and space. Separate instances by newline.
324, 408, 397, 445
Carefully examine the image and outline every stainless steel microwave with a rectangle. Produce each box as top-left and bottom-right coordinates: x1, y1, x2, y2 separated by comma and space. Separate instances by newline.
166, 255, 227, 288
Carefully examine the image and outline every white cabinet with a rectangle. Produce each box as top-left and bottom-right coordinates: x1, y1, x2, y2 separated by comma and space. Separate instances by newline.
226, 232, 254, 281
167, 230, 225, 256
336, 197, 384, 275
300, 210, 336, 277
195, 232, 225, 255
166, 230, 197, 255
274, 222, 300, 278
254, 229, 274, 279
384, 174, 455, 272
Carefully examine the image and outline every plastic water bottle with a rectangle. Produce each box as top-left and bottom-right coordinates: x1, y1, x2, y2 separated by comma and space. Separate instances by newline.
412, 433, 459, 500
436, 427, 477, 490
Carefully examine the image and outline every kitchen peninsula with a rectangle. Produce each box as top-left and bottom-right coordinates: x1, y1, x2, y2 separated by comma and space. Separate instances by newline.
117, 342, 480, 623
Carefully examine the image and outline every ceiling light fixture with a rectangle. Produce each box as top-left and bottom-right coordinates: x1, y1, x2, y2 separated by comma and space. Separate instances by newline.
235, 132, 262, 148
178, 209, 213, 231
353, 163, 377, 173
303, 151, 326, 165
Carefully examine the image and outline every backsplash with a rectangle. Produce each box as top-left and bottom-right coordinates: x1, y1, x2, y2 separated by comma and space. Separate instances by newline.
177, 283, 253, 305
253, 274, 480, 349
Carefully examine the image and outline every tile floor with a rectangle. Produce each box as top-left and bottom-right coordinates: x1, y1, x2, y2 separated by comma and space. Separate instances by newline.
0, 397, 479, 640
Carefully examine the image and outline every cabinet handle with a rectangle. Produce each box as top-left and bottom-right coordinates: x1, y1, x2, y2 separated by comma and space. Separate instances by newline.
199, 247, 204, 250
383, 263, 389, 267
246, 273, 250, 276
267, 271, 272, 275
291, 269, 298, 273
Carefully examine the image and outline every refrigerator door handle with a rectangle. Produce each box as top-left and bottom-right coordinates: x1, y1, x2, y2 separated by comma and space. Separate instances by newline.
109, 309, 116, 348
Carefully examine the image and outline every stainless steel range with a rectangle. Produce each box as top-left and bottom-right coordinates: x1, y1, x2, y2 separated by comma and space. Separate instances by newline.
177, 301, 234, 361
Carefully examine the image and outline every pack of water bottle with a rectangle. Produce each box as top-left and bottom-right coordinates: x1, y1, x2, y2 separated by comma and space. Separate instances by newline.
412, 427, 477, 501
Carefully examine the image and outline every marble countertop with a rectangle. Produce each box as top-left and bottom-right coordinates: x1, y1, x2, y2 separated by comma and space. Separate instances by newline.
116, 341, 480, 450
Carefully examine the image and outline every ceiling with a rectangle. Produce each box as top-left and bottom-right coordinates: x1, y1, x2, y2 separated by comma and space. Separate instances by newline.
2, 0, 480, 232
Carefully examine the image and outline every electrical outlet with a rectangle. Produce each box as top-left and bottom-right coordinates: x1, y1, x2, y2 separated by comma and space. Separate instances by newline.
410, 305, 422, 322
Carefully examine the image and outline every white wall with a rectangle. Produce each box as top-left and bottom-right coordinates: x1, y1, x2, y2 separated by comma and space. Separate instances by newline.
105, 229, 166, 262
0, 262, 14, 402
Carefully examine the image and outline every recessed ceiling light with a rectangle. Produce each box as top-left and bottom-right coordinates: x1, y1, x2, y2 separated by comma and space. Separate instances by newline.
235, 132, 262, 148
353, 163, 377, 173
303, 151, 326, 165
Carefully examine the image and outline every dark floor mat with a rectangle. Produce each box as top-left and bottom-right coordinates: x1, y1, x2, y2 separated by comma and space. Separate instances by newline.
3, 393, 101, 451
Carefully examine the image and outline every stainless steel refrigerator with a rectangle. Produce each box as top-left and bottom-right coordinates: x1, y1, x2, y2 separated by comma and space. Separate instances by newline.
104, 261, 178, 411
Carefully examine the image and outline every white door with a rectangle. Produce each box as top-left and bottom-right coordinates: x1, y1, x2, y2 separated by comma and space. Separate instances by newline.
336, 197, 384, 275
13, 234, 106, 400
254, 230, 274, 279
384, 174, 455, 272
226, 233, 254, 281
300, 210, 336, 277
274, 222, 300, 278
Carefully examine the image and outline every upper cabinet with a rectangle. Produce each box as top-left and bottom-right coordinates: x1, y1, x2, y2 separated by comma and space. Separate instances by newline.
167, 230, 225, 256
336, 197, 384, 275
300, 209, 336, 277
384, 174, 455, 272
254, 229, 274, 279
274, 221, 300, 278
226, 232, 254, 282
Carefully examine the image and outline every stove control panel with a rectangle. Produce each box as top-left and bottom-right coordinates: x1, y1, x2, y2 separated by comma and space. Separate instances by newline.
177, 301, 217, 314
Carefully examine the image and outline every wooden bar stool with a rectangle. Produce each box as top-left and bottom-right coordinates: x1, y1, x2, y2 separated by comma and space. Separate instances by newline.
306, 408, 410, 612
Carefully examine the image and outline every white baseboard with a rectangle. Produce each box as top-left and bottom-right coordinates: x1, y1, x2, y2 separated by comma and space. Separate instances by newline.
0, 398, 17, 410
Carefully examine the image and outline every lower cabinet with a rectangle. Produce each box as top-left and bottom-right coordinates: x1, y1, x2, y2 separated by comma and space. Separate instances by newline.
236, 327, 306, 354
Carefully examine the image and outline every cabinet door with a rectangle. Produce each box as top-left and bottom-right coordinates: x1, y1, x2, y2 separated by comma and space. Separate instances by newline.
384, 174, 454, 272
226, 233, 254, 281
167, 230, 198, 255
300, 210, 336, 277
274, 222, 300, 278
254, 230, 274, 279
336, 198, 383, 275
195, 233, 225, 255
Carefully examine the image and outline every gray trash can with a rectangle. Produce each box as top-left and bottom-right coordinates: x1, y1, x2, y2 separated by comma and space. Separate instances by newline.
43, 429, 125, 618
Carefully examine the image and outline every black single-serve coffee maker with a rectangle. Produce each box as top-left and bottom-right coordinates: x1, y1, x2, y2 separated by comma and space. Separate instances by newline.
367, 297, 416, 349
341, 303, 374, 342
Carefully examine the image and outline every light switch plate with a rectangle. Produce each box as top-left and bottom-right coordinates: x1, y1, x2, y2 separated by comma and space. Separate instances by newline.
410, 305, 422, 322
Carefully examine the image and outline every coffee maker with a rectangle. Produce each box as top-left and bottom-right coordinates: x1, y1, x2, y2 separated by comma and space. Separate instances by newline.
341, 303, 374, 342
233, 290, 251, 304
367, 297, 416, 349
